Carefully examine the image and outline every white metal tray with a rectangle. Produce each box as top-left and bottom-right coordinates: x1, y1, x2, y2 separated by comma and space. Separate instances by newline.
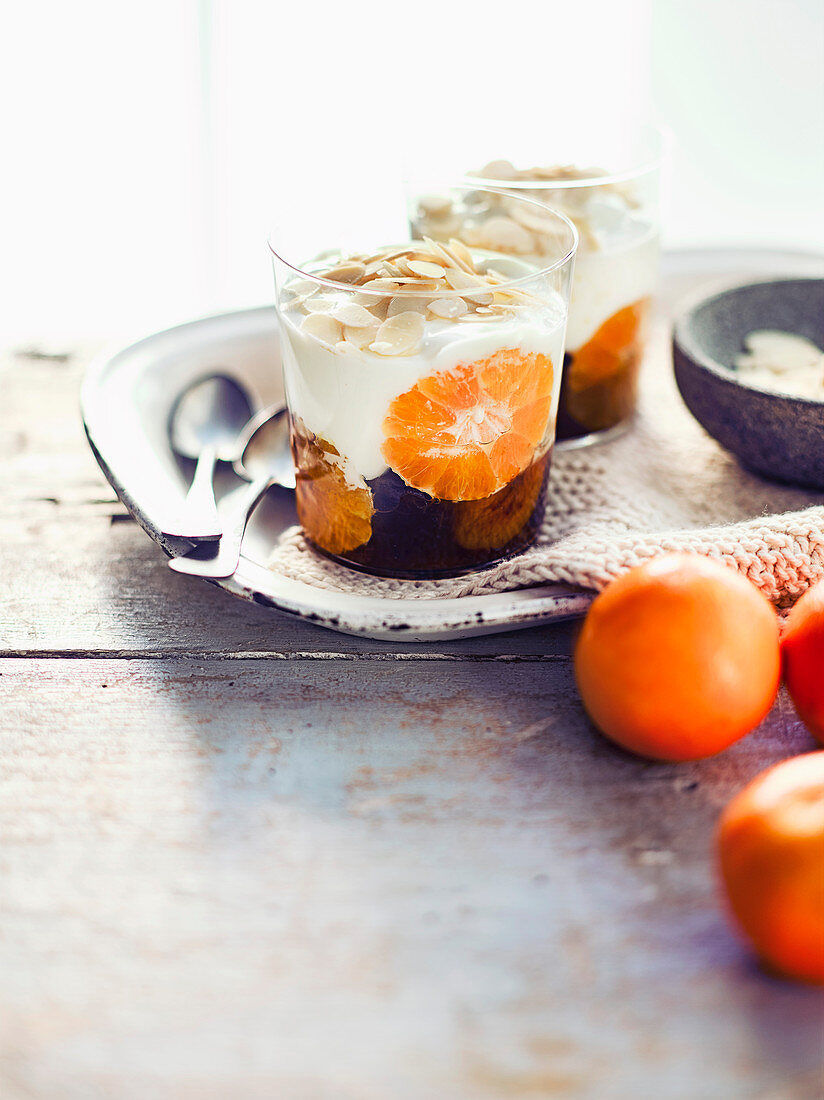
81, 248, 824, 640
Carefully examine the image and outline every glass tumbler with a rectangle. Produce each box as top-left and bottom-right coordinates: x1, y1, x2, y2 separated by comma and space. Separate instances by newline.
270, 185, 577, 578
410, 130, 661, 446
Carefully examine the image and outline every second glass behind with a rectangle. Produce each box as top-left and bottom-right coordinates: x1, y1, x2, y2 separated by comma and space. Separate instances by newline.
270, 185, 577, 578
410, 133, 661, 446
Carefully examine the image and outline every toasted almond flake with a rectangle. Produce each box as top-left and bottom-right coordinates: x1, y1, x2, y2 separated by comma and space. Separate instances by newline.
356, 278, 401, 294
302, 295, 337, 314
421, 237, 459, 268
406, 259, 446, 279
443, 267, 481, 291
477, 215, 536, 254
427, 297, 468, 320
386, 295, 429, 317
343, 323, 380, 349
386, 277, 439, 288
393, 256, 418, 277
464, 288, 494, 306
370, 312, 424, 356
286, 278, 320, 298
418, 194, 454, 218
301, 313, 343, 345
447, 238, 476, 271
330, 302, 379, 328
476, 159, 519, 180
363, 260, 389, 277
320, 261, 366, 284
505, 202, 557, 235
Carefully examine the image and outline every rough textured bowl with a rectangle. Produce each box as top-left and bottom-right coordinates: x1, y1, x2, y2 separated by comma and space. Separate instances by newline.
672, 277, 824, 489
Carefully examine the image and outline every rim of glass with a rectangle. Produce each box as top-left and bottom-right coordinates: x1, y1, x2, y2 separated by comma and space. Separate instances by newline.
268, 186, 578, 299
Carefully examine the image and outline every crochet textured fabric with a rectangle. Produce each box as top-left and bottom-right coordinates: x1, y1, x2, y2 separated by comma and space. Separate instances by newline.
268, 328, 824, 607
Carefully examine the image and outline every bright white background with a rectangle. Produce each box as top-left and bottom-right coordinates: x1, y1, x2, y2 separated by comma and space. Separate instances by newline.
0, 0, 822, 345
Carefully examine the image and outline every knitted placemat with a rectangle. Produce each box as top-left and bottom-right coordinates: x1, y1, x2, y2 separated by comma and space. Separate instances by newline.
268, 326, 824, 607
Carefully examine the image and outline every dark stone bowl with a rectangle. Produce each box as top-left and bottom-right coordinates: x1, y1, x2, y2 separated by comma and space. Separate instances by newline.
672, 277, 824, 489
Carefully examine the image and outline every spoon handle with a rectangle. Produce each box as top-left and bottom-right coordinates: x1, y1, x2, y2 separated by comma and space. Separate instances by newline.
169, 475, 272, 578
182, 444, 222, 540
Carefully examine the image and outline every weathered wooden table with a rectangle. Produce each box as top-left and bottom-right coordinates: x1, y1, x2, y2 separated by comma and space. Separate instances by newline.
1, 343, 821, 1100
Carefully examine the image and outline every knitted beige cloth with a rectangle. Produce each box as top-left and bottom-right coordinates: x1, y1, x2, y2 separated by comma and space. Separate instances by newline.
268, 325, 824, 607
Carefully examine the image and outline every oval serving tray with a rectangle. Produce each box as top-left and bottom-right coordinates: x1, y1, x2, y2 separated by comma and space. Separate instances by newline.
81, 248, 824, 641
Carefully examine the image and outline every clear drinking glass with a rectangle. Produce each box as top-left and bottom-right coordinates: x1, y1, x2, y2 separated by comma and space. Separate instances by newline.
269, 185, 577, 578
410, 129, 661, 447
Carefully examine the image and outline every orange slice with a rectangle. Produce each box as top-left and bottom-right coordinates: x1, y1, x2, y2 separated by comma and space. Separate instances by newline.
567, 299, 648, 391
452, 453, 549, 550
292, 426, 373, 555
381, 348, 554, 502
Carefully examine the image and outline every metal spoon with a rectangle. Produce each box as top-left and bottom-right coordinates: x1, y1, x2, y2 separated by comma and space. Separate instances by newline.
164, 374, 254, 541
169, 405, 294, 579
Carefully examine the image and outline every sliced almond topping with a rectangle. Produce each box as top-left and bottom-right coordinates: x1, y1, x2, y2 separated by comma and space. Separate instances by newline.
387, 295, 429, 317
370, 312, 425, 356
418, 194, 454, 218
300, 313, 343, 345
302, 295, 337, 314
406, 259, 446, 279
463, 288, 494, 306
286, 278, 320, 298
446, 238, 476, 272
421, 236, 459, 269
320, 261, 366, 284
506, 203, 556, 235
331, 301, 380, 328
474, 216, 536, 254
443, 267, 482, 291
343, 323, 381, 349
427, 297, 468, 320
355, 278, 401, 295
457, 311, 498, 323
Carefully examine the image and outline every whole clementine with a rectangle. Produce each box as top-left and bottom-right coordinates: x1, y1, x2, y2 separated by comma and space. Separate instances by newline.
717, 752, 824, 983
574, 553, 781, 761
782, 581, 824, 744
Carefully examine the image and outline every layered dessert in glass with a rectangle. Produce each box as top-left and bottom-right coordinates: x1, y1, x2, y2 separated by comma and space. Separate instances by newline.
411, 143, 660, 445
270, 188, 576, 577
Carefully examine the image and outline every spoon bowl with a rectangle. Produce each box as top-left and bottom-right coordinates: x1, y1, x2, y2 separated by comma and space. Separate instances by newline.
164, 374, 254, 540
234, 404, 295, 488
169, 405, 295, 579
170, 374, 253, 460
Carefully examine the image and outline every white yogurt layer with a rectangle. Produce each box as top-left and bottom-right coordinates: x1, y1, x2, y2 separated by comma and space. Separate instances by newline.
564, 227, 659, 351
280, 300, 566, 482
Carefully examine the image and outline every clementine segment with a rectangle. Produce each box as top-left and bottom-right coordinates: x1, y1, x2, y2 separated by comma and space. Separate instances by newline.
568, 299, 647, 390
574, 553, 781, 761
291, 426, 373, 555
452, 454, 548, 551
382, 349, 554, 502
717, 752, 824, 984
782, 581, 824, 743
